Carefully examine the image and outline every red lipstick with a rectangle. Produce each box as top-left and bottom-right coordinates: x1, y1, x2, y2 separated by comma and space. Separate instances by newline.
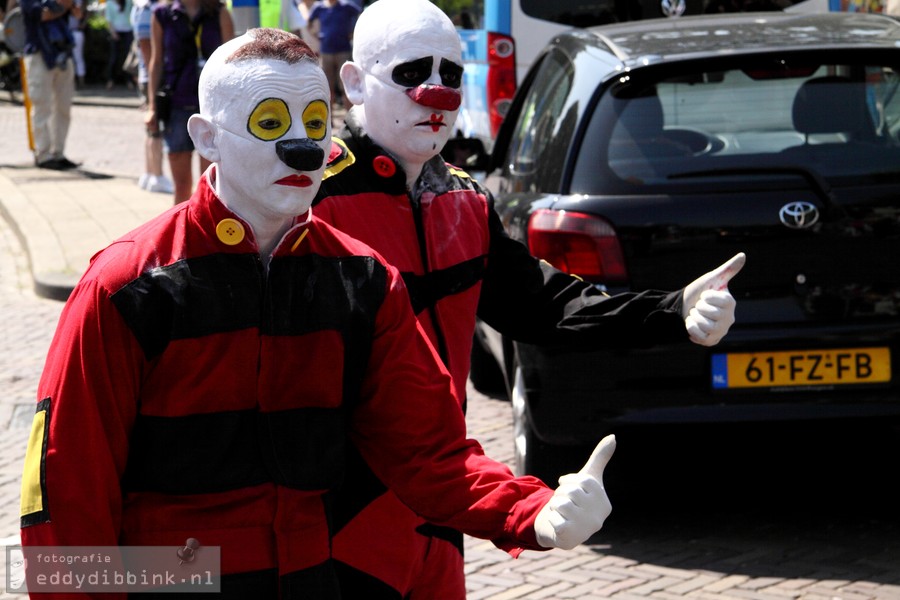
276, 174, 313, 188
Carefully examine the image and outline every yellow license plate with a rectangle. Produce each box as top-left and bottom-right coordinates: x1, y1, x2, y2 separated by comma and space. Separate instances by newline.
712, 347, 892, 389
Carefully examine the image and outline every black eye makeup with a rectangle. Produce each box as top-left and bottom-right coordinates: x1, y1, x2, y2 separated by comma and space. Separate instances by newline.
439, 58, 463, 89
391, 57, 434, 87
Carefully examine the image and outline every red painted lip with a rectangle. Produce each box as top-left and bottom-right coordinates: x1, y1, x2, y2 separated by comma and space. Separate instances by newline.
276, 174, 313, 188
416, 113, 446, 133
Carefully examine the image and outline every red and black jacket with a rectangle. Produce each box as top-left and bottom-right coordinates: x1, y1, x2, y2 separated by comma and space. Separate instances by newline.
315, 113, 688, 403
20, 170, 553, 599
311, 114, 689, 598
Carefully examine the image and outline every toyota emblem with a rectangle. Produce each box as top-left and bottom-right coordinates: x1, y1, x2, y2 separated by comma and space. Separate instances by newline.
779, 201, 819, 229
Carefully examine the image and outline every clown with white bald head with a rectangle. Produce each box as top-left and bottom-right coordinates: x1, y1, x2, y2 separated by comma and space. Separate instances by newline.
188, 29, 331, 257
340, 0, 464, 185
314, 0, 746, 597
21, 27, 626, 599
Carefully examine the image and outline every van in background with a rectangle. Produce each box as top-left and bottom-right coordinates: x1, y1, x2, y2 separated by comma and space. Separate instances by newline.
453, 0, 791, 151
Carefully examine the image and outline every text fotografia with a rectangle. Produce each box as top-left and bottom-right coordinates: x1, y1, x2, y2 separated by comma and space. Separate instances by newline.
6, 545, 221, 593
33, 551, 113, 564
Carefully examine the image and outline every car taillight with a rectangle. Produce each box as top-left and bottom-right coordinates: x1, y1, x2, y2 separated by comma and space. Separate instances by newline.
527, 209, 628, 284
487, 32, 516, 138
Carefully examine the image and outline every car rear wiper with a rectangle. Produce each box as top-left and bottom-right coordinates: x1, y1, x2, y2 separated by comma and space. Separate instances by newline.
668, 165, 843, 218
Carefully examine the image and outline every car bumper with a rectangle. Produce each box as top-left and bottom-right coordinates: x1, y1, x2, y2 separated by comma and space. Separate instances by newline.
516, 336, 900, 446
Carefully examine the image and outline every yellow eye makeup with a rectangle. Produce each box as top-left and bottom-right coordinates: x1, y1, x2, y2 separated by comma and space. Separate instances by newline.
248, 98, 291, 141
302, 100, 329, 141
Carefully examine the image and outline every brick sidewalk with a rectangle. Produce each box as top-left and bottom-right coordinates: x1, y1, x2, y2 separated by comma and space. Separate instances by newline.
0, 199, 58, 599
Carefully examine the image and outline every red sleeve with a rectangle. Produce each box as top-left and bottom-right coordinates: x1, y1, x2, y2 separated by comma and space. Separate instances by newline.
349, 266, 554, 556
20, 277, 143, 599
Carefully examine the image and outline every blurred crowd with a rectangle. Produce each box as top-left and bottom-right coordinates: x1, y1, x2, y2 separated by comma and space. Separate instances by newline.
2, 0, 363, 199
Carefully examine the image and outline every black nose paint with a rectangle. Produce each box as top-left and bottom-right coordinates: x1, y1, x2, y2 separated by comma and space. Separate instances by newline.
276, 138, 325, 172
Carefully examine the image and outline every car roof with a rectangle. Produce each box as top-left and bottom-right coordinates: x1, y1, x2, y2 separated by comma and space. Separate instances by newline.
569, 12, 900, 67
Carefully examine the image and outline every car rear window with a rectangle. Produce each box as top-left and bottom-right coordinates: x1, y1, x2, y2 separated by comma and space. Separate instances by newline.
580, 61, 900, 190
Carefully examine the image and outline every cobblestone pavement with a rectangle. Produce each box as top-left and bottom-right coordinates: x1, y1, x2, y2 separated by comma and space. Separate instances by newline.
2, 97, 900, 599
0, 196, 62, 596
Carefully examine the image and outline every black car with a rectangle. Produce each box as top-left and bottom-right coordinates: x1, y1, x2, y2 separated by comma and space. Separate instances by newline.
470, 11, 900, 483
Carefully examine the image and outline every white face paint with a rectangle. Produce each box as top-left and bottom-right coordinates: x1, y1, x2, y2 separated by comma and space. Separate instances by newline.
196, 37, 331, 227
350, 0, 464, 169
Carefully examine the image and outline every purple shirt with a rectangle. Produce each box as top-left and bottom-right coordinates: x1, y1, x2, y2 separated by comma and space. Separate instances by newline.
153, 0, 224, 109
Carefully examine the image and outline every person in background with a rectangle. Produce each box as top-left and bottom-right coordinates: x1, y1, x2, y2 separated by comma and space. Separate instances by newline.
67, 0, 84, 88
20, 28, 619, 598
19, 0, 80, 169
313, 0, 745, 597
104, 0, 134, 89
278, 0, 307, 35
146, 0, 234, 203
130, 0, 172, 193
297, 0, 318, 54
307, 0, 359, 109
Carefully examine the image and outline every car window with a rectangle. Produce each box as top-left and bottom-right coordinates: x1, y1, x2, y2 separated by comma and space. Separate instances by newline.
875, 66, 900, 139
507, 49, 576, 191
574, 61, 900, 191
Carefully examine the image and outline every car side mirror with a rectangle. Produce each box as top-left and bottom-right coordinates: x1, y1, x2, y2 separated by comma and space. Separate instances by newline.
441, 137, 491, 173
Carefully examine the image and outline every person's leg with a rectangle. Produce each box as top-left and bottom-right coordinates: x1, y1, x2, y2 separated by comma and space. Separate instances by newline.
24, 54, 53, 165
168, 150, 193, 203
119, 31, 135, 87
71, 30, 86, 87
320, 52, 338, 106
142, 99, 172, 192
140, 82, 164, 178
112, 33, 124, 85
141, 130, 173, 192
49, 60, 75, 160
105, 36, 117, 87
137, 37, 152, 106
162, 108, 196, 203
148, 134, 164, 176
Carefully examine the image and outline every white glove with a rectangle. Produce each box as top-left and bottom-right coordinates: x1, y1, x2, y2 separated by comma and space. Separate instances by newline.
534, 435, 615, 550
681, 253, 745, 347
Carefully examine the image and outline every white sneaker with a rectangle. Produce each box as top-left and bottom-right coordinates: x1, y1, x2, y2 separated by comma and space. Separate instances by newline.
146, 175, 174, 194
138, 173, 150, 190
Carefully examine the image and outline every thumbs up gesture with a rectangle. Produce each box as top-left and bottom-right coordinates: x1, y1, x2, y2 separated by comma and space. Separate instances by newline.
534, 435, 616, 550
681, 253, 745, 347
